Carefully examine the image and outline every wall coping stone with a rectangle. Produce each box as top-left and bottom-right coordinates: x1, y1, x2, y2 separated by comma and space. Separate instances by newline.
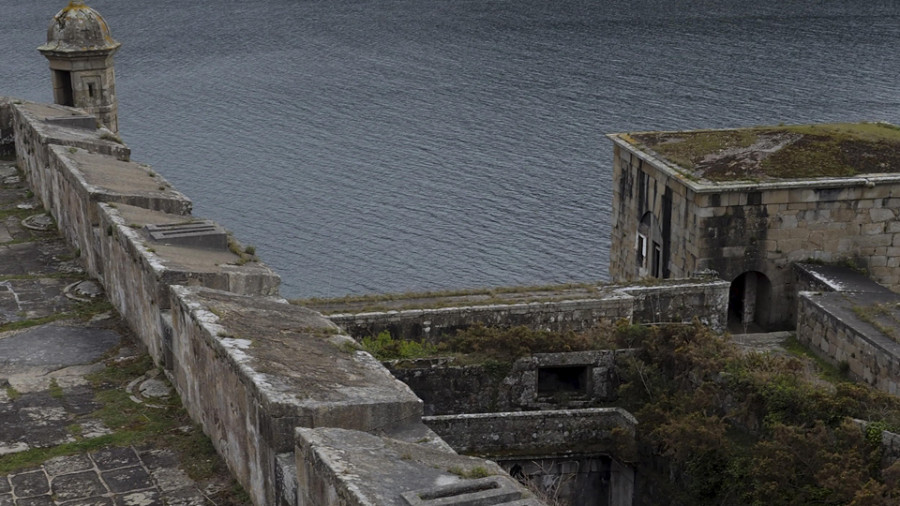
13, 101, 129, 160
171, 285, 424, 430
295, 427, 537, 506
51, 144, 192, 215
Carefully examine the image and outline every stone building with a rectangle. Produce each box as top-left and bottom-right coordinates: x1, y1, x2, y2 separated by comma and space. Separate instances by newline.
608, 123, 900, 330
38, 1, 121, 133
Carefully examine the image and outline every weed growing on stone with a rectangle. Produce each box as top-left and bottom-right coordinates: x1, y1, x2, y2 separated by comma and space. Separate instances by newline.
360, 331, 438, 360
48, 378, 64, 399
447, 465, 492, 479
851, 303, 900, 343
0, 313, 69, 333
66, 423, 83, 438
782, 335, 850, 384
5, 386, 21, 401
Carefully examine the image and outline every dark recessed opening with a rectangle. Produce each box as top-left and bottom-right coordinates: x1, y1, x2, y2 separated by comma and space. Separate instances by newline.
538, 366, 589, 396
55, 70, 74, 107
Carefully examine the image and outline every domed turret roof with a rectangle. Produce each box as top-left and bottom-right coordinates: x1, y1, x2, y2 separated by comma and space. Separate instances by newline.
38, 1, 120, 53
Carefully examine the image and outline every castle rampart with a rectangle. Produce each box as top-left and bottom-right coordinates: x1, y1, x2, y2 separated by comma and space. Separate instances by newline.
2, 96, 553, 505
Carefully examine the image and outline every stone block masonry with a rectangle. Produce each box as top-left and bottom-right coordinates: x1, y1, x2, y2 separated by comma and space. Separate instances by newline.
2, 97, 542, 506
325, 279, 730, 342
796, 290, 900, 396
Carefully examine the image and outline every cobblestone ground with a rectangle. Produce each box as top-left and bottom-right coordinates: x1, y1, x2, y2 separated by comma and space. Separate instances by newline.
0, 160, 248, 505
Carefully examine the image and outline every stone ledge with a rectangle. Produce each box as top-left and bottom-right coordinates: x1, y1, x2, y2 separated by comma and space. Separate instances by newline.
50, 144, 191, 215
170, 285, 424, 436
12, 101, 129, 160
424, 408, 637, 458
295, 427, 536, 506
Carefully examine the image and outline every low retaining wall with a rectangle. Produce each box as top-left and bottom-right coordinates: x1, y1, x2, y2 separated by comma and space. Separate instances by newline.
328, 280, 729, 341
425, 408, 637, 506
796, 291, 900, 395
424, 408, 636, 458
5, 97, 539, 506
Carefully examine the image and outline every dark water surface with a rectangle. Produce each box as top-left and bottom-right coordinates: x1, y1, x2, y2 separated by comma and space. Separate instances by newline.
3, 0, 899, 297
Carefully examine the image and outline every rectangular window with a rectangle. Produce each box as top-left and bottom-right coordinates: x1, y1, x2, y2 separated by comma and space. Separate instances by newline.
636, 234, 647, 268
653, 243, 662, 278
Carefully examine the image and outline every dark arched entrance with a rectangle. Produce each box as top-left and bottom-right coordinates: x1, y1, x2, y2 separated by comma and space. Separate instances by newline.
728, 271, 772, 332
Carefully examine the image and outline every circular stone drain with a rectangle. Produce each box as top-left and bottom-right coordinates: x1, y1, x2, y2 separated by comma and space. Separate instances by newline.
126, 370, 173, 408
64, 280, 104, 302
22, 213, 54, 231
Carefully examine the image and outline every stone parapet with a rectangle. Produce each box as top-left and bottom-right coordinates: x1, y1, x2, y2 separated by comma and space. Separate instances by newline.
329, 295, 633, 343
7, 96, 536, 505
46, 145, 191, 278
796, 290, 900, 395
424, 408, 636, 458
12, 101, 128, 210
619, 279, 728, 331
294, 427, 538, 506
327, 279, 729, 341
95, 203, 280, 360
169, 286, 427, 504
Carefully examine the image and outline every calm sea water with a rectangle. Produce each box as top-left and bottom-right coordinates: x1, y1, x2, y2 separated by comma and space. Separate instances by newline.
3, 0, 899, 298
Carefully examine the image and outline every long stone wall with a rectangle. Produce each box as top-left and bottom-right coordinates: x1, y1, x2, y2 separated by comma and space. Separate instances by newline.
3, 97, 543, 506
327, 279, 730, 341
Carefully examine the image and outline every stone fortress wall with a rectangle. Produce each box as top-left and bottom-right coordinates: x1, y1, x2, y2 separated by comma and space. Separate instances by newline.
609, 137, 900, 328
8, 95, 900, 504
2, 96, 650, 505
327, 279, 730, 342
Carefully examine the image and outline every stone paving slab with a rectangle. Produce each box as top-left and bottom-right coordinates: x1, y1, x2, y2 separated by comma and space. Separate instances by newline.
0, 277, 78, 325
0, 325, 122, 376
0, 385, 107, 457
0, 162, 247, 505
0, 448, 209, 506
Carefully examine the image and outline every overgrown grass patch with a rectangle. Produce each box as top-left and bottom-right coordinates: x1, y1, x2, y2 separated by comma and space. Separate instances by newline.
630, 122, 900, 181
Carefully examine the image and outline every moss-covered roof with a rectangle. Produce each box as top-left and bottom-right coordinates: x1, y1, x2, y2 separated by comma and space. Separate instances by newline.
621, 122, 900, 182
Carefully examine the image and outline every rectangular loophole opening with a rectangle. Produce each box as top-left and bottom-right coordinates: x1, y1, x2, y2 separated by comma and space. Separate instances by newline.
538, 366, 589, 396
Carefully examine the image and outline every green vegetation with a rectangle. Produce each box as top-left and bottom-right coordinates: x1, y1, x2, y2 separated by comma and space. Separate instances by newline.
5, 386, 21, 401
48, 378, 63, 399
360, 331, 438, 360
0, 298, 114, 338
227, 235, 257, 265
605, 322, 900, 505
359, 324, 609, 364
447, 465, 492, 479
630, 122, 900, 182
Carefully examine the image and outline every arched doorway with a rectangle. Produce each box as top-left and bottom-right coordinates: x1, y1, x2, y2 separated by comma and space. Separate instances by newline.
728, 271, 772, 332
